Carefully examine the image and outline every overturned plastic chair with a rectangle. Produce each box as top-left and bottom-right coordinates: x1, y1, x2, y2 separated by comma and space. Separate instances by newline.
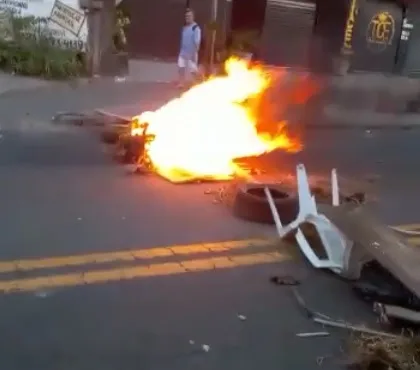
264, 164, 353, 276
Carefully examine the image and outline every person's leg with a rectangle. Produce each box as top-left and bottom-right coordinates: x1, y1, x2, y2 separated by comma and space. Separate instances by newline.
177, 55, 186, 87
188, 55, 200, 84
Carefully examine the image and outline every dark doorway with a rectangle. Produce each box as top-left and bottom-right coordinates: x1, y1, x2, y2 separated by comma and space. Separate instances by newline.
230, 0, 267, 31
311, 0, 349, 73
228, 0, 267, 56
124, 0, 213, 60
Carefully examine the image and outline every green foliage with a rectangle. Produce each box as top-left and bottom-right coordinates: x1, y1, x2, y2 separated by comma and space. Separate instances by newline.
0, 14, 85, 79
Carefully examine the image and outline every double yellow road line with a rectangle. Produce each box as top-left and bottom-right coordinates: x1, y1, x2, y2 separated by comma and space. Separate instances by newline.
0, 223, 419, 295
392, 223, 420, 246
0, 239, 294, 294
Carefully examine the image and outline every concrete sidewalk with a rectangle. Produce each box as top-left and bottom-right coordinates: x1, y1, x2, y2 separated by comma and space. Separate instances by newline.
318, 106, 420, 128
126, 59, 177, 83
310, 72, 420, 128
0, 59, 177, 97
0, 72, 60, 96
4, 58, 420, 128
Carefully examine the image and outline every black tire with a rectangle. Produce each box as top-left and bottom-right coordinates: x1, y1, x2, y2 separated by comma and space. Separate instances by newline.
120, 135, 145, 164
101, 130, 120, 144
232, 184, 299, 225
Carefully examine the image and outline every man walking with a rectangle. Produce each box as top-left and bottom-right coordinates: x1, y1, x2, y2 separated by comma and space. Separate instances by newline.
178, 9, 201, 87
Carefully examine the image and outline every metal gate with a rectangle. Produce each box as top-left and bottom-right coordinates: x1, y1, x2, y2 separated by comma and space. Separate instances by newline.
259, 0, 316, 67
350, 1, 402, 73
124, 0, 230, 60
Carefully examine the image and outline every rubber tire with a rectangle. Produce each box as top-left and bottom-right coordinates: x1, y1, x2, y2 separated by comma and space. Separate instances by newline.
101, 130, 120, 144
232, 184, 299, 225
121, 135, 145, 164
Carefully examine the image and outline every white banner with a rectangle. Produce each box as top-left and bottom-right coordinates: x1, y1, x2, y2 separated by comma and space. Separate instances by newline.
49, 0, 85, 36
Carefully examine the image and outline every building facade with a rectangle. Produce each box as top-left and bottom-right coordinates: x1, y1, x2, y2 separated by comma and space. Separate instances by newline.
123, 0, 420, 76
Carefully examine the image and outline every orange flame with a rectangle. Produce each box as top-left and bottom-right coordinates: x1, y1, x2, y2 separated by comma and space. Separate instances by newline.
132, 58, 303, 183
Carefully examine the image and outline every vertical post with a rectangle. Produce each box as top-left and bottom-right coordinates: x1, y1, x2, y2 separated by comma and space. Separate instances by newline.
81, 0, 115, 76
82, 0, 104, 76
85, 9, 94, 75
338, 0, 358, 74
209, 0, 219, 73
92, 9, 102, 76
342, 0, 357, 55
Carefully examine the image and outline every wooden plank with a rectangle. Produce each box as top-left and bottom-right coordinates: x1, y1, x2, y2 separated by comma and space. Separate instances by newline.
95, 103, 139, 122
382, 304, 420, 323
94, 100, 170, 123
95, 109, 131, 123
320, 204, 420, 298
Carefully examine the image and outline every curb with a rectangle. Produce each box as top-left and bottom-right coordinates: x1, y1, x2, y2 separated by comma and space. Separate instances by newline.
307, 123, 419, 129
306, 106, 420, 129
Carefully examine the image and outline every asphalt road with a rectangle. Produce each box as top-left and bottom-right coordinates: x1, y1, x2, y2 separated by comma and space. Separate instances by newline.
0, 81, 419, 370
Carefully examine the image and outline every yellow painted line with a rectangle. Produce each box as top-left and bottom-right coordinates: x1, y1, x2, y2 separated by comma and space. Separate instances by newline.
393, 224, 420, 247
406, 237, 420, 246
393, 223, 420, 232
0, 251, 291, 294
0, 239, 277, 274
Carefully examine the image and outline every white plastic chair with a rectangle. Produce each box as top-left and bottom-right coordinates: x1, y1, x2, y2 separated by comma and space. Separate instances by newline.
265, 164, 351, 274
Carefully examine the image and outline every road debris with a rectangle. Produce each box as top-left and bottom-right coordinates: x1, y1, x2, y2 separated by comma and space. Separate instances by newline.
296, 332, 330, 338
291, 287, 415, 367
204, 182, 239, 206
270, 275, 300, 286
292, 287, 398, 338
291, 287, 332, 320
316, 355, 332, 366
313, 317, 398, 339
202, 344, 211, 352
265, 164, 350, 275
364, 129, 372, 137
237, 314, 247, 321
34, 290, 52, 298
189, 340, 195, 345
352, 261, 420, 312
348, 333, 420, 370
374, 302, 420, 327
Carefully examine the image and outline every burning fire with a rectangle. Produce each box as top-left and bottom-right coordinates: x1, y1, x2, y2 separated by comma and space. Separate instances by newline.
132, 58, 307, 183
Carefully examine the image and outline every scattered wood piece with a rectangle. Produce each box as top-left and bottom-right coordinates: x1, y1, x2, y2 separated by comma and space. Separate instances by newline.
313, 317, 398, 339
203, 181, 239, 206
291, 287, 333, 320
316, 355, 332, 366
374, 302, 420, 325
348, 332, 420, 370
292, 288, 398, 341
296, 331, 330, 337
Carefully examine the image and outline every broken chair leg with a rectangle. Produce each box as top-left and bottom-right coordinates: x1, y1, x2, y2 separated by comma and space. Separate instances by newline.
264, 187, 283, 235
